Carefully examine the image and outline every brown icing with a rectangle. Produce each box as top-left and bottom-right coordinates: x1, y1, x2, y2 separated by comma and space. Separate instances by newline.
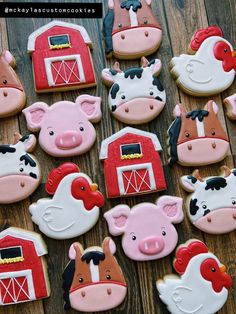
0, 54, 23, 90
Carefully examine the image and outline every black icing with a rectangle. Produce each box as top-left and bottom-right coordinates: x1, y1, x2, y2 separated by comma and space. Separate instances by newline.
155, 96, 163, 101
20, 154, 36, 167
19, 134, 30, 142
0, 246, 22, 259
121, 143, 141, 155
103, 9, 114, 55
29, 172, 37, 179
187, 175, 197, 184
111, 105, 117, 112
147, 59, 156, 67
120, 0, 142, 12
205, 177, 227, 191
81, 251, 105, 266
203, 209, 211, 216
168, 117, 182, 165
109, 68, 118, 75
186, 110, 209, 122
62, 260, 75, 310
0, 145, 16, 154
124, 67, 143, 79
152, 77, 164, 91
110, 83, 120, 99
232, 169, 236, 176
190, 198, 199, 216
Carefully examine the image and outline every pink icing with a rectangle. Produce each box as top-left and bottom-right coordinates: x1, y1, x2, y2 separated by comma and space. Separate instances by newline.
0, 88, 25, 117
55, 131, 82, 149
138, 236, 164, 255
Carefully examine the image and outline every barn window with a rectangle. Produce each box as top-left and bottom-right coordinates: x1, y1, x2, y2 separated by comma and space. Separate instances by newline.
49, 34, 71, 49
0, 246, 24, 264
120, 143, 143, 160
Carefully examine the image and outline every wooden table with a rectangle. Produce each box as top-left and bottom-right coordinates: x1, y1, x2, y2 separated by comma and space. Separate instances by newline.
0, 0, 235, 313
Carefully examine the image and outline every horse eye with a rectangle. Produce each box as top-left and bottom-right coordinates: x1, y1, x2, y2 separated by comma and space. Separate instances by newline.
224, 48, 227, 53
144, 20, 148, 24
118, 23, 122, 28
80, 127, 84, 131
49, 131, 54, 136
19, 168, 24, 172
79, 277, 84, 283
3, 80, 7, 84
185, 132, 190, 138
132, 235, 136, 240
211, 130, 216, 135
106, 275, 111, 280
211, 267, 216, 272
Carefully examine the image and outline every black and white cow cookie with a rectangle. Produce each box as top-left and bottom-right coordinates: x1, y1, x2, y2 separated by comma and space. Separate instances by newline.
180, 166, 236, 234
0, 133, 41, 203
102, 57, 166, 124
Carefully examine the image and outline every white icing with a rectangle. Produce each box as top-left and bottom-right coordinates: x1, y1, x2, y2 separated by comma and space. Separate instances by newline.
99, 127, 162, 160
196, 118, 205, 137
29, 172, 100, 240
90, 261, 99, 283
27, 21, 92, 53
44, 54, 85, 87
171, 36, 235, 95
157, 252, 229, 314
129, 7, 138, 27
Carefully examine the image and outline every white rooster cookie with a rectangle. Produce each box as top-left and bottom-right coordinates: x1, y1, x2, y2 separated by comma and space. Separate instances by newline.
170, 26, 236, 96
157, 239, 232, 314
29, 162, 104, 239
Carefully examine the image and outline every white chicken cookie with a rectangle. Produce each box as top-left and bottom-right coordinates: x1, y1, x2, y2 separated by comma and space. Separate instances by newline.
157, 239, 232, 314
29, 162, 104, 239
170, 26, 236, 96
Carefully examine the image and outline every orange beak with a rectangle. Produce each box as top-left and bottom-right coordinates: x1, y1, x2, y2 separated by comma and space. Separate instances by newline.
232, 51, 236, 57
220, 265, 226, 273
90, 183, 98, 192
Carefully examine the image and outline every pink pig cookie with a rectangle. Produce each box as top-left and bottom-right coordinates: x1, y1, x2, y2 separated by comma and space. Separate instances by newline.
104, 196, 184, 261
23, 95, 102, 157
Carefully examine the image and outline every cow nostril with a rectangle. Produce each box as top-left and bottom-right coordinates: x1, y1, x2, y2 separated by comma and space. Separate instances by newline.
121, 34, 125, 40
81, 291, 86, 298
125, 108, 129, 113
107, 288, 112, 295
3, 91, 8, 97
145, 31, 149, 37
212, 142, 216, 149
187, 144, 192, 151
233, 213, 236, 219
150, 105, 154, 110
20, 182, 25, 188
207, 216, 212, 223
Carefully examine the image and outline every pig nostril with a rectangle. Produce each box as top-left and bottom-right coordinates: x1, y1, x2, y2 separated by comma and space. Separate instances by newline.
207, 217, 212, 223
125, 107, 129, 113
107, 288, 112, 295
121, 34, 125, 40
20, 182, 25, 188
3, 91, 8, 97
145, 31, 149, 37
81, 291, 86, 298
212, 142, 216, 149
187, 144, 192, 151
150, 105, 154, 110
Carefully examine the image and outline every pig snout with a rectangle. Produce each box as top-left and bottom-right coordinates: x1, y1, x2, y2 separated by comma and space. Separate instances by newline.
138, 236, 164, 255
55, 131, 82, 149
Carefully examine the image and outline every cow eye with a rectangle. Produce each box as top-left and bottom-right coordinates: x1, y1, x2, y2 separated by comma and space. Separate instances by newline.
185, 132, 190, 138
79, 277, 84, 283
202, 204, 207, 209
106, 275, 111, 280
211, 267, 216, 272
150, 91, 154, 96
80, 127, 84, 131
49, 131, 54, 136
19, 168, 24, 172
121, 95, 126, 100
232, 200, 236, 205
162, 231, 166, 236
3, 80, 7, 84
132, 235, 136, 240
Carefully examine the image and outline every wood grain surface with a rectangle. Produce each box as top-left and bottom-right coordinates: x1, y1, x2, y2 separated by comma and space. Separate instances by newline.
0, 0, 235, 313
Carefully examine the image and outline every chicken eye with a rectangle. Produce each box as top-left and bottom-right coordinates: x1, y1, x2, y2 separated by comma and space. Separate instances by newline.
3, 80, 7, 84
185, 132, 190, 138
224, 48, 227, 53
49, 131, 54, 136
106, 275, 111, 280
132, 235, 136, 240
80, 186, 85, 191
80, 127, 84, 131
162, 231, 166, 236
232, 200, 236, 205
19, 168, 24, 172
79, 277, 84, 283
211, 267, 216, 272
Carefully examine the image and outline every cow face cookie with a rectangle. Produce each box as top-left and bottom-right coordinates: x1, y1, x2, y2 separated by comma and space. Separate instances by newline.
102, 58, 166, 124
223, 93, 236, 120
23, 95, 102, 157
29, 162, 104, 239
0, 50, 26, 118
170, 26, 236, 96
104, 196, 183, 261
0, 227, 50, 306
157, 239, 233, 314
62, 237, 127, 312
0, 133, 41, 204
168, 101, 229, 166
103, 0, 162, 59
180, 167, 236, 234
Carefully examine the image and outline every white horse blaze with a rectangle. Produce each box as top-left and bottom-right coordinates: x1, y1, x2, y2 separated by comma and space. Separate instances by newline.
90, 260, 100, 283
196, 118, 205, 137
129, 7, 138, 27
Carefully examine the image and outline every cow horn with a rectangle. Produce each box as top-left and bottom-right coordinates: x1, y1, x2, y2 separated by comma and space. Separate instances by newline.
113, 62, 122, 73
141, 57, 149, 67
13, 132, 22, 144
221, 165, 231, 177
192, 169, 204, 182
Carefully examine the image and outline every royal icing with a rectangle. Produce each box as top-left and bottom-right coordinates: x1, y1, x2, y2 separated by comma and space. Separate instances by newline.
170, 26, 236, 96
180, 167, 236, 234
104, 196, 183, 261
0, 227, 50, 306
99, 127, 166, 198
102, 57, 166, 124
27, 21, 96, 92
0, 50, 26, 117
62, 237, 127, 312
29, 163, 104, 239
0, 133, 41, 204
23, 95, 102, 157
223, 93, 236, 119
168, 101, 229, 166
103, 0, 162, 59
157, 240, 232, 314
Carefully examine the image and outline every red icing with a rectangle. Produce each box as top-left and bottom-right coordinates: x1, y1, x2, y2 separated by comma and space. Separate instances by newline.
174, 240, 208, 275
45, 162, 80, 195
200, 258, 233, 292
214, 41, 236, 72
190, 26, 223, 51
71, 177, 104, 210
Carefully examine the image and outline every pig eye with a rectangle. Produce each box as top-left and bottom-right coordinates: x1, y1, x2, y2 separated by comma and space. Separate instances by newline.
162, 231, 166, 236
79, 277, 84, 283
232, 200, 236, 205
211, 267, 216, 272
132, 235, 136, 240
106, 275, 111, 280
19, 168, 24, 172
49, 131, 54, 136
3, 80, 7, 84
185, 132, 190, 138
80, 127, 84, 131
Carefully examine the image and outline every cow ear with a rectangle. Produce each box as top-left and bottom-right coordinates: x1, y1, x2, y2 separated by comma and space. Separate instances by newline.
173, 104, 186, 117
101, 68, 116, 86
23, 102, 49, 131
69, 243, 83, 260
180, 175, 198, 192
108, 0, 114, 8
1, 50, 16, 68
149, 59, 162, 76
205, 100, 218, 114
20, 134, 37, 152
102, 237, 116, 255
104, 205, 130, 235
156, 196, 184, 223
76, 95, 102, 123
145, 0, 152, 4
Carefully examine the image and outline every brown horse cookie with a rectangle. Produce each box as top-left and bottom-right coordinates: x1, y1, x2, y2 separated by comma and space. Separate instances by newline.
62, 237, 127, 312
0, 51, 26, 117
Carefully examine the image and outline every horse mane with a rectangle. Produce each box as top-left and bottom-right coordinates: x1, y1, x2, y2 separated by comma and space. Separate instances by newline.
168, 117, 182, 165
62, 260, 75, 310
103, 9, 114, 55
120, 0, 142, 12
186, 109, 209, 122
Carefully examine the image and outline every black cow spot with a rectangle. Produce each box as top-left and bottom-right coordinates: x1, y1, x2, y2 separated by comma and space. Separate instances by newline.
203, 209, 211, 216
111, 105, 117, 112
109, 69, 117, 75
110, 83, 120, 99
205, 177, 227, 191
152, 77, 164, 91
0, 145, 16, 154
124, 68, 143, 79
19, 134, 30, 142
29, 172, 37, 179
190, 198, 199, 215
232, 169, 236, 176
147, 59, 156, 67
120, 0, 142, 12
20, 154, 36, 167
187, 175, 197, 184
155, 96, 163, 101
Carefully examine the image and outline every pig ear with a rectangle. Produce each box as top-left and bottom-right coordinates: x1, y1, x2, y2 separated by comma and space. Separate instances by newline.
101, 68, 116, 86
104, 205, 130, 235
149, 59, 162, 76
156, 196, 184, 223
76, 95, 102, 123
102, 237, 116, 255
23, 102, 49, 131
205, 100, 218, 114
173, 104, 186, 117
1, 50, 16, 68
69, 242, 83, 260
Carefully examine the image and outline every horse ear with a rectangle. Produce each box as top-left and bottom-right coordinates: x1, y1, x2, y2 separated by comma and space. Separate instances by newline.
69, 243, 83, 260
205, 100, 218, 114
173, 104, 186, 117
102, 237, 116, 255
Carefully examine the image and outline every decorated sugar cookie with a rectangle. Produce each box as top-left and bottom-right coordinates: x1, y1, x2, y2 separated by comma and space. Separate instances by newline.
0, 227, 50, 306
0, 50, 26, 117
102, 57, 166, 124
223, 93, 236, 119
23, 95, 102, 157
99, 127, 166, 198
27, 21, 96, 92
168, 101, 229, 166
157, 239, 232, 314
62, 237, 127, 312
29, 163, 104, 239
0, 133, 41, 204
103, 0, 162, 59
170, 26, 236, 96
104, 196, 183, 261
180, 167, 236, 234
